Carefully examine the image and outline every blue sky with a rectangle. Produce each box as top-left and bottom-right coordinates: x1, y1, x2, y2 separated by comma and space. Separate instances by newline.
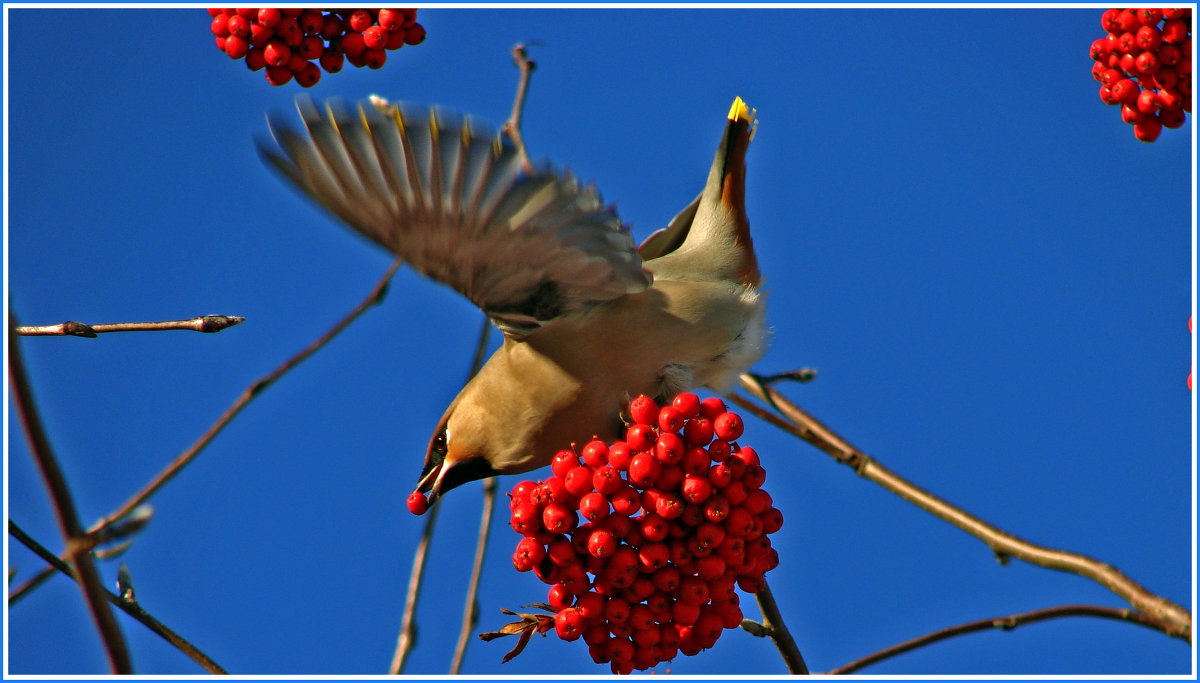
5, 6, 1195, 677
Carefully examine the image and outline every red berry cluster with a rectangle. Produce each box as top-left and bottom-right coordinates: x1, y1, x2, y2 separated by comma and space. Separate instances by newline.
1091, 8, 1192, 142
207, 8, 426, 87
505, 393, 783, 674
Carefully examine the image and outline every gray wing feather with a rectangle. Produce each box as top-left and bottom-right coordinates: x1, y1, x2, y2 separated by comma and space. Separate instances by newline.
260, 96, 651, 339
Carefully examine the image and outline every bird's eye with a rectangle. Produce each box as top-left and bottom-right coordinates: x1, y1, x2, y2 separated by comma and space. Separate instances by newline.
432, 429, 448, 455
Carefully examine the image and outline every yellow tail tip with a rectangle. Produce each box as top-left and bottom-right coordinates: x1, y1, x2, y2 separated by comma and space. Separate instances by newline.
728, 96, 753, 123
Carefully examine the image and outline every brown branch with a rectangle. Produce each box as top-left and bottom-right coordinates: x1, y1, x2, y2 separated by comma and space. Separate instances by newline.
740, 580, 809, 674
825, 604, 1172, 674
8, 521, 227, 675
16, 315, 244, 337
389, 501, 440, 674
8, 308, 133, 673
450, 475, 497, 673
731, 373, 1192, 644
501, 43, 537, 175
392, 315, 496, 674
87, 259, 403, 535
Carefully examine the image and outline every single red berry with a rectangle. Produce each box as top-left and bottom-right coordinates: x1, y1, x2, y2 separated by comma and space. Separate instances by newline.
579, 491, 610, 522
1099, 83, 1118, 105
362, 47, 387, 69
564, 465, 595, 498
1154, 65, 1179, 89
298, 34, 325, 60
404, 23, 426, 45
628, 452, 662, 486
1137, 8, 1163, 26
1101, 8, 1121, 33
760, 507, 785, 534
234, 8, 255, 18
625, 423, 655, 452
637, 542, 670, 571
1119, 51, 1138, 74
1122, 103, 1144, 123
681, 473, 713, 504
257, 7, 282, 28
211, 13, 230, 37
699, 396, 727, 420
346, 8, 373, 32
737, 572, 766, 594
385, 26, 407, 50
224, 34, 249, 59
708, 439, 732, 462
1157, 87, 1183, 110
593, 465, 622, 495
265, 64, 292, 85
341, 30, 367, 57
320, 13, 343, 39
1092, 60, 1109, 82
581, 439, 609, 467
298, 9, 324, 35
249, 22, 273, 47
551, 448, 579, 478
1090, 38, 1109, 61
245, 48, 267, 71
608, 441, 632, 471
722, 479, 749, 506
655, 432, 685, 464
543, 503, 576, 534
744, 488, 773, 515
1162, 8, 1190, 19
653, 491, 685, 520
512, 536, 545, 571
610, 485, 641, 516
555, 607, 585, 641
713, 411, 745, 441
683, 416, 715, 446
406, 491, 428, 515
510, 503, 543, 535
588, 528, 617, 558
377, 7, 404, 30
546, 583, 572, 610
704, 494, 731, 522
681, 445, 712, 476
733, 445, 761, 468
1159, 107, 1187, 128
640, 513, 670, 542
1160, 44, 1183, 67
286, 52, 309, 74
695, 553, 726, 580
226, 13, 250, 37
629, 394, 659, 426
1136, 25, 1163, 51
1162, 19, 1189, 44
1100, 67, 1123, 85
275, 16, 303, 45
363, 24, 389, 49
263, 40, 291, 67
1135, 50, 1161, 75
1117, 31, 1138, 54
671, 392, 701, 418
1137, 89, 1160, 114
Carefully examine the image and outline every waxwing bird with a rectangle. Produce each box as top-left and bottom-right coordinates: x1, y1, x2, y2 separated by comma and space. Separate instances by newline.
260, 95, 765, 501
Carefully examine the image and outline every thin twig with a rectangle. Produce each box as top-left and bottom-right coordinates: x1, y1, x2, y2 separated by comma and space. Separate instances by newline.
8, 308, 133, 673
8, 521, 226, 674
825, 604, 1172, 674
450, 474, 497, 673
744, 580, 809, 674
16, 315, 244, 337
392, 315, 497, 674
390, 500, 440, 675
731, 373, 1192, 643
501, 43, 537, 175
87, 259, 403, 535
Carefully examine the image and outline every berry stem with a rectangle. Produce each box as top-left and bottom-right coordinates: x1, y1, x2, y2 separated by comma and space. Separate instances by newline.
747, 580, 809, 674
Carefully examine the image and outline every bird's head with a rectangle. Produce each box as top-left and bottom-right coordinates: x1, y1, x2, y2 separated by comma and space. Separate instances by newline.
412, 404, 502, 503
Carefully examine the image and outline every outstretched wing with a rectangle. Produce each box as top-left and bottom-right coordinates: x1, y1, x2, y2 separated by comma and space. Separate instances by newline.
259, 96, 651, 339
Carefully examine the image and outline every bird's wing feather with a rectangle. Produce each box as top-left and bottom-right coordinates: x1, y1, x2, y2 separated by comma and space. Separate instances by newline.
259, 96, 651, 340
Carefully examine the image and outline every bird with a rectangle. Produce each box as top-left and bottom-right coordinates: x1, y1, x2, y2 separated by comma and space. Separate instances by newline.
259, 94, 766, 502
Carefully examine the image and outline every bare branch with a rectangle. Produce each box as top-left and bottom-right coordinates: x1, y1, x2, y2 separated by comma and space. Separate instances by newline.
731, 373, 1192, 644
825, 604, 1175, 674
16, 314, 244, 337
392, 315, 496, 674
8, 308, 133, 673
501, 43, 538, 174
8, 521, 227, 674
87, 259, 403, 535
741, 580, 809, 674
450, 473, 497, 673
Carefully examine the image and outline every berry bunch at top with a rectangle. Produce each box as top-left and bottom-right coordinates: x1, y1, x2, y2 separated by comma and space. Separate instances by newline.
208, 8, 426, 87
490, 393, 783, 674
1091, 8, 1192, 142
